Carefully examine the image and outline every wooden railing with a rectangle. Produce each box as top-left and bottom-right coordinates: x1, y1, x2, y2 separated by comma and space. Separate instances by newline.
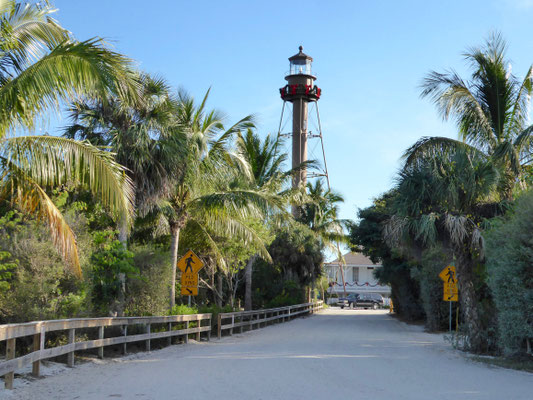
217, 301, 323, 339
0, 314, 211, 389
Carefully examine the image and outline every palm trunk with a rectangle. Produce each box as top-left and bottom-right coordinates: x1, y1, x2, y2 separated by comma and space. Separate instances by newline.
116, 217, 128, 317
454, 247, 485, 353
244, 254, 257, 311
169, 224, 180, 310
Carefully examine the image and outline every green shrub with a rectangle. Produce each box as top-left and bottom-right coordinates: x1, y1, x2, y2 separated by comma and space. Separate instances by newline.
0, 214, 91, 322
412, 246, 453, 331
125, 245, 171, 316
89, 231, 137, 314
169, 304, 198, 315
485, 191, 533, 356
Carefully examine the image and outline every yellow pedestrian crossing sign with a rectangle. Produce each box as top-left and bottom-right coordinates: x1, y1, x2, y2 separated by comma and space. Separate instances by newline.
439, 265, 456, 283
178, 250, 204, 297
177, 250, 204, 274
440, 266, 458, 302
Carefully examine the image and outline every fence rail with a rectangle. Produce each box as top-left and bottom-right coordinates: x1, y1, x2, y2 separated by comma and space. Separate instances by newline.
217, 301, 323, 339
0, 313, 211, 389
0, 301, 324, 390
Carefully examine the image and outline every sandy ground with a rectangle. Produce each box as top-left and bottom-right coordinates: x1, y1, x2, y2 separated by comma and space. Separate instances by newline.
1, 308, 532, 400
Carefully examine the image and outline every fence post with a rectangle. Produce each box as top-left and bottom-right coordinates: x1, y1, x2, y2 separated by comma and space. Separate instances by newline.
207, 316, 211, 341
67, 329, 75, 367
217, 314, 222, 339
196, 318, 201, 341
98, 326, 104, 359
32, 328, 44, 377
122, 325, 128, 355
184, 321, 189, 343
168, 322, 172, 346
146, 323, 151, 352
5, 338, 15, 389
230, 315, 234, 336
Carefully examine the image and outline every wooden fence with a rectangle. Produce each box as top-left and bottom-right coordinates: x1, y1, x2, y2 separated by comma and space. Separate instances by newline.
217, 301, 323, 339
0, 314, 211, 389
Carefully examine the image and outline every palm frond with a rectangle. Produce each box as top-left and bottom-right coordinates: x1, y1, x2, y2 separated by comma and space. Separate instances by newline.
402, 136, 483, 169
509, 65, 533, 136
191, 213, 271, 263
492, 141, 521, 174
444, 213, 468, 245
0, 38, 139, 136
4, 135, 135, 227
0, 155, 81, 276
2, 1, 69, 64
420, 70, 495, 148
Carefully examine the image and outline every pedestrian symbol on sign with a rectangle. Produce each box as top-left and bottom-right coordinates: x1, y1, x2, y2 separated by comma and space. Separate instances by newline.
439, 265, 457, 283
184, 254, 195, 273
445, 267, 455, 283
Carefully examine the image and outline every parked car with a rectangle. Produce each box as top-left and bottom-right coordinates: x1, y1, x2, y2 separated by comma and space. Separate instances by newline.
338, 293, 384, 310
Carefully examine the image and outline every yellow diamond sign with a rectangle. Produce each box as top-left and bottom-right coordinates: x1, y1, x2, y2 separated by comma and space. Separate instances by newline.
439, 265, 457, 284
177, 250, 204, 274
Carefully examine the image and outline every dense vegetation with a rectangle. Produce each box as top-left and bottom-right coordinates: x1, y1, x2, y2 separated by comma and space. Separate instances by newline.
350, 33, 533, 357
0, 1, 335, 323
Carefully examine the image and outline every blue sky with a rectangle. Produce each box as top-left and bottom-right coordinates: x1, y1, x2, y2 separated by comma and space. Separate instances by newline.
52, 0, 533, 222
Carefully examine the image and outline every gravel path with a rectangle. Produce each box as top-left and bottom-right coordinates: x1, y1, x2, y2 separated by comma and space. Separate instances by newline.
2, 309, 532, 399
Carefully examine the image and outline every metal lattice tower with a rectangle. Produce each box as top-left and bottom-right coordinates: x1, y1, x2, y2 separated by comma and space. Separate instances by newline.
278, 46, 330, 216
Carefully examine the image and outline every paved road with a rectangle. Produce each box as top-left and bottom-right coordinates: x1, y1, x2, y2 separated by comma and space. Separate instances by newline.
4, 309, 532, 399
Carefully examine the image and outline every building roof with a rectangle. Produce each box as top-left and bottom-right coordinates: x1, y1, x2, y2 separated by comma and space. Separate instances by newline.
325, 252, 380, 266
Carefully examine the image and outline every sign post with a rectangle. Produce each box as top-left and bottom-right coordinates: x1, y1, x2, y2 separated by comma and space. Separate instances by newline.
439, 265, 458, 332
177, 250, 204, 303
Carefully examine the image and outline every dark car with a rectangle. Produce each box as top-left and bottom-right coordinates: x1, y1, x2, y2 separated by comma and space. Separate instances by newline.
339, 293, 384, 310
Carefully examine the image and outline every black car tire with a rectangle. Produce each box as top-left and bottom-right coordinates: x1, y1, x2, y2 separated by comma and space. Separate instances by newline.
340, 306, 344, 309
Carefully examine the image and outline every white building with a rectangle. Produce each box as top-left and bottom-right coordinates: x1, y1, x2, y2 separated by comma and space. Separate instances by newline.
324, 252, 391, 298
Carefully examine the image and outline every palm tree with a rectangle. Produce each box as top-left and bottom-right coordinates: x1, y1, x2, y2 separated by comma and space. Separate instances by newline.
64, 73, 183, 216
234, 129, 289, 310
298, 179, 349, 298
0, 0, 138, 276
299, 179, 346, 244
157, 90, 277, 309
64, 74, 182, 314
386, 147, 501, 352
406, 33, 533, 198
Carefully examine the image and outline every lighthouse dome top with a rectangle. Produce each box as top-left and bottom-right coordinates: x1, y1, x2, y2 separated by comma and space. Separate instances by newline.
288, 46, 313, 62
288, 46, 313, 76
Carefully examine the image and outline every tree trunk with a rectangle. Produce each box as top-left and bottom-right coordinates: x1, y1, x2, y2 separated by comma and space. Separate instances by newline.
116, 217, 128, 317
217, 274, 223, 307
339, 262, 347, 297
454, 247, 485, 353
169, 225, 180, 310
244, 254, 257, 311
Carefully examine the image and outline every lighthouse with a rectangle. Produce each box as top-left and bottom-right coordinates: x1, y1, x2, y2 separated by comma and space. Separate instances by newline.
279, 46, 328, 216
